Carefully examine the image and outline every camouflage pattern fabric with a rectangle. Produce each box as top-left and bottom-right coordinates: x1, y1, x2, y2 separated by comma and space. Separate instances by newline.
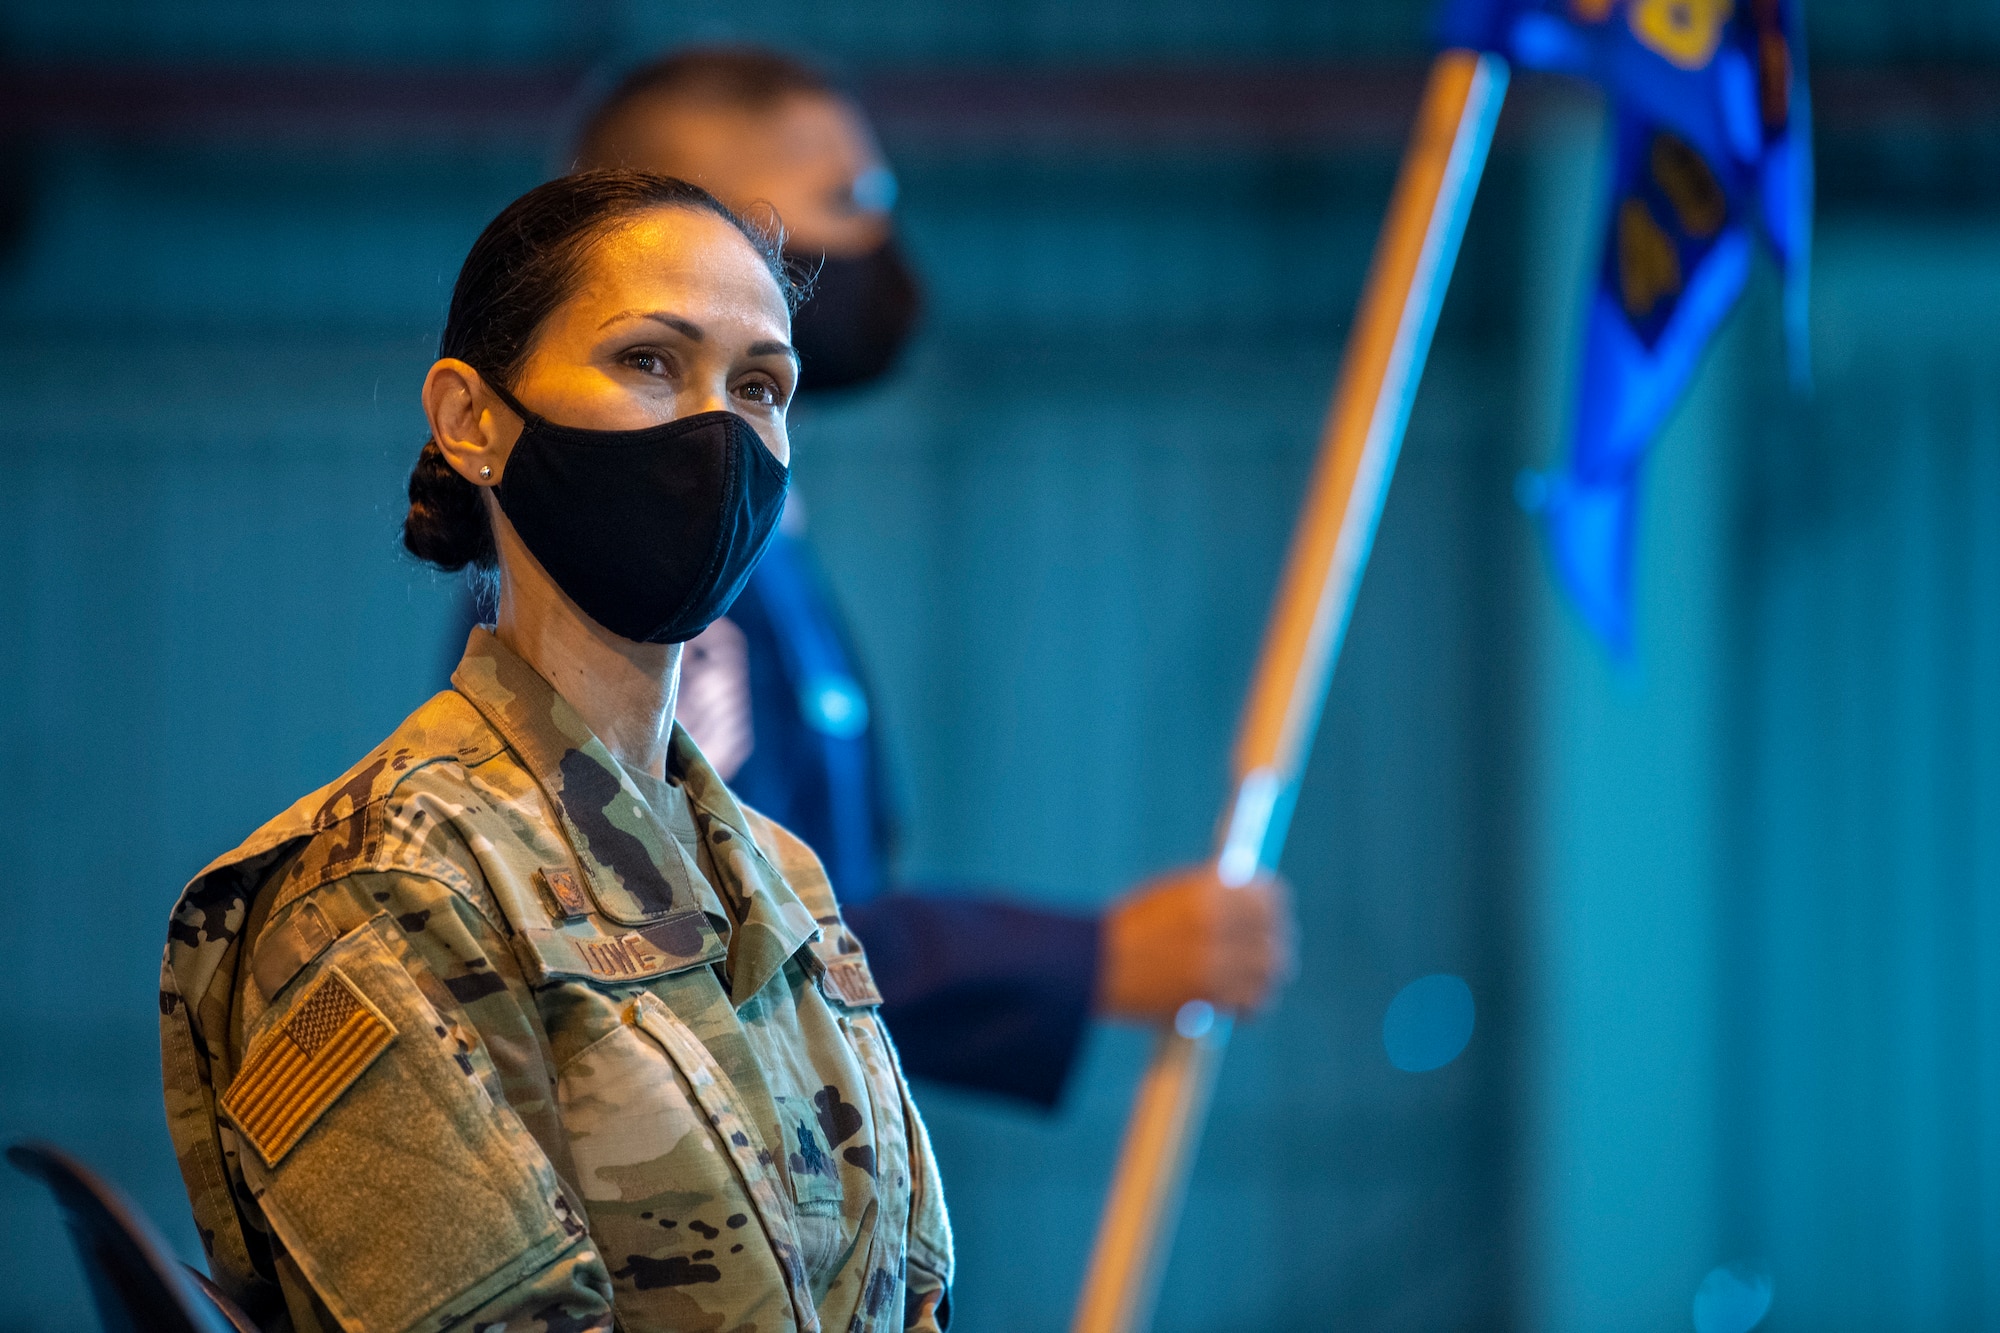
160, 628, 953, 1333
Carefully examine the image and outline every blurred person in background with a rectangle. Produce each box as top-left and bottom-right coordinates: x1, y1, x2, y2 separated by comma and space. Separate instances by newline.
566, 48, 1295, 1108
164, 172, 951, 1331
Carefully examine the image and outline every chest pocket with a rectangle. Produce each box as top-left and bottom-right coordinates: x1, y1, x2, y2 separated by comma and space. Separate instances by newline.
227, 916, 585, 1333
558, 990, 822, 1333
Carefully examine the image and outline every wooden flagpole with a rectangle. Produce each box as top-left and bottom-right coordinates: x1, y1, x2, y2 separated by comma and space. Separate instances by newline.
1070, 49, 1510, 1333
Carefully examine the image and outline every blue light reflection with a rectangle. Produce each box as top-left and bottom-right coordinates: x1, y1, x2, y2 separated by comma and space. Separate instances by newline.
1382, 973, 1475, 1072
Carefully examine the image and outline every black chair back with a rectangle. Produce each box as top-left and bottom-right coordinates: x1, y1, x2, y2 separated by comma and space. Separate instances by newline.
6, 1141, 255, 1333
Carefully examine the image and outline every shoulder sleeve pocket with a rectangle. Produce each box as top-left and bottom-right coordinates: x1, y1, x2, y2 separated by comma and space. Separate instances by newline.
227, 915, 587, 1333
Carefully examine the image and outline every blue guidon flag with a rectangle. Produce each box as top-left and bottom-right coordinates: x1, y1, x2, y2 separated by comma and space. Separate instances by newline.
1439, 0, 1812, 654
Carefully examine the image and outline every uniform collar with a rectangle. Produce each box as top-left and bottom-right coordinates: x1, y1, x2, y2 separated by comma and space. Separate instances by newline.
452, 627, 817, 1007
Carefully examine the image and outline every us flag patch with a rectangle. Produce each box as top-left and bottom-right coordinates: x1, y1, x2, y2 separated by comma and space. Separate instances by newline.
222, 967, 396, 1166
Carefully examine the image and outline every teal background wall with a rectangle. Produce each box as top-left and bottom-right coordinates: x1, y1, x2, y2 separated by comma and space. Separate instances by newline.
1510, 108, 2000, 1330
1727, 224, 2000, 1327
2, 3, 1999, 1331
1515, 107, 1745, 1327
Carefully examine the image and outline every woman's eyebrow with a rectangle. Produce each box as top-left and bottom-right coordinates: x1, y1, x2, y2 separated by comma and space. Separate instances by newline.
748, 340, 801, 364
598, 314, 797, 364
599, 310, 705, 338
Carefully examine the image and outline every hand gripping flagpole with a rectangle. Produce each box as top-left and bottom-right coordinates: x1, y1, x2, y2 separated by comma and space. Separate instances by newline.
1070, 50, 1509, 1333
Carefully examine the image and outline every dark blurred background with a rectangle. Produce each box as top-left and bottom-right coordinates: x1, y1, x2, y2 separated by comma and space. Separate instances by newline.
2, 2, 1998, 1330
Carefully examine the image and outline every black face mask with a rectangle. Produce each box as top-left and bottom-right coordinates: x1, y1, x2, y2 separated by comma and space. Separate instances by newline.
485, 381, 789, 645
787, 234, 923, 394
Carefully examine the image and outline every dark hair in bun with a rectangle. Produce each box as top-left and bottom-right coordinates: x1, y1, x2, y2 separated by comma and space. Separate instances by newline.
402, 170, 799, 574
573, 46, 839, 169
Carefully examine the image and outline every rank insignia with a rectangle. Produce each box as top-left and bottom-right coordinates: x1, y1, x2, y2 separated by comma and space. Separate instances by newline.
538, 866, 591, 920
222, 967, 396, 1166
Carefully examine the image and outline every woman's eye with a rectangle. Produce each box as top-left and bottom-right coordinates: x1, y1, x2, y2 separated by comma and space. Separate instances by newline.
736, 379, 783, 407
625, 351, 668, 376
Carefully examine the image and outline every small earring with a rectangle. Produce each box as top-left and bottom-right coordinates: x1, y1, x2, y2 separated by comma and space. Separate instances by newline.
479, 465, 493, 480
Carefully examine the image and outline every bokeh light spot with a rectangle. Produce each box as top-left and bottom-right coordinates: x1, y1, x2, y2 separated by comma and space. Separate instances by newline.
1382, 973, 1474, 1072
1696, 1256, 1776, 1328
1692, 1263, 1772, 1333
1174, 1000, 1215, 1039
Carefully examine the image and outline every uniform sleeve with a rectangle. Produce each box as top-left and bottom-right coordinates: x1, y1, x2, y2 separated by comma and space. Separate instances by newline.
896, 1028, 954, 1332
227, 872, 615, 1333
842, 892, 1101, 1108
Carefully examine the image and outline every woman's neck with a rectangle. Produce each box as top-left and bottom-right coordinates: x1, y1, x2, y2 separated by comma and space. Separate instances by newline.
489, 519, 681, 780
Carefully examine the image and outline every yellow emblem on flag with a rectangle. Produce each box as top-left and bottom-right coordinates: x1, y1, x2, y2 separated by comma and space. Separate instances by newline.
1617, 197, 1682, 319
222, 966, 396, 1166
1628, 0, 1733, 69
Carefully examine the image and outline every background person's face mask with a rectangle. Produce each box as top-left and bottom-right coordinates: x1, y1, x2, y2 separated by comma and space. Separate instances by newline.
786, 234, 923, 393
484, 379, 789, 644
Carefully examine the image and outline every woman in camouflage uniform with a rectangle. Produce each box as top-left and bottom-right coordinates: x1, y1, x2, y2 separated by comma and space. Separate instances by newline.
160, 172, 952, 1333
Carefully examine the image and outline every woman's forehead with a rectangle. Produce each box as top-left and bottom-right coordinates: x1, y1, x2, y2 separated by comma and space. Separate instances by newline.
580, 207, 787, 326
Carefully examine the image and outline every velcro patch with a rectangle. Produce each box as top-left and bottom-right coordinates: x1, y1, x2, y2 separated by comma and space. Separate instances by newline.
575, 931, 671, 980
222, 967, 396, 1166
821, 957, 884, 1008
253, 899, 338, 1002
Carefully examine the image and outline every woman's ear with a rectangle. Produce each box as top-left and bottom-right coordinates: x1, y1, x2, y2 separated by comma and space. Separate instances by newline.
423, 358, 517, 487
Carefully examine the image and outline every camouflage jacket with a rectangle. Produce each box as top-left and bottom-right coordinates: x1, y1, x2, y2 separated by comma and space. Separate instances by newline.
160, 629, 952, 1333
